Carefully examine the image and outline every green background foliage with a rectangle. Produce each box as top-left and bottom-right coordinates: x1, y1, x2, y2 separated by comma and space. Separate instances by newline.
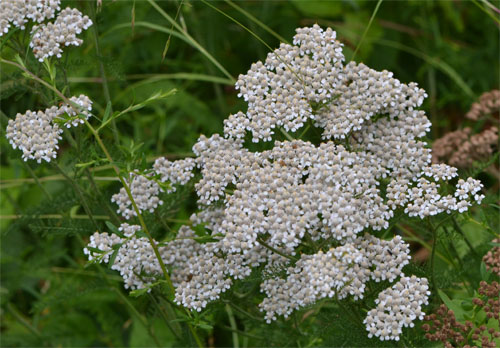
1, 0, 498, 347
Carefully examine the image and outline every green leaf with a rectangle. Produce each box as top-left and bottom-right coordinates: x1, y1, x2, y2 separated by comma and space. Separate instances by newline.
129, 287, 149, 297
102, 101, 112, 124
192, 223, 208, 236
85, 247, 104, 254
14, 54, 25, 68
438, 290, 469, 322
480, 262, 491, 281
162, 36, 171, 62
195, 322, 213, 330
194, 236, 220, 244
107, 248, 120, 269
105, 221, 124, 237
75, 160, 97, 170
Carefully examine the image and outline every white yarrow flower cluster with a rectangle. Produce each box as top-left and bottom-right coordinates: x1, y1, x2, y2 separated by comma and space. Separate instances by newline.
153, 157, 196, 192
6, 95, 93, 162
364, 276, 430, 341
86, 25, 484, 342
0, 0, 91, 61
110, 157, 196, 219
111, 172, 164, 219
259, 235, 410, 322
0, 0, 60, 35
30, 7, 92, 62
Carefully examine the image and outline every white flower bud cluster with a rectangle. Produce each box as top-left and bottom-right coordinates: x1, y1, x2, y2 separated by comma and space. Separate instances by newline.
5, 107, 62, 163
58, 95, 93, 128
172, 213, 274, 311
234, 24, 427, 142
86, 25, 485, 342
0, 0, 60, 35
192, 134, 251, 204
0, 1, 91, 61
5, 95, 93, 163
259, 234, 410, 322
234, 25, 344, 142
111, 172, 164, 219
111, 157, 196, 218
153, 157, 195, 192
84, 224, 203, 290
84, 231, 121, 264
403, 166, 483, 218
364, 276, 430, 341
30, 7, 92, 62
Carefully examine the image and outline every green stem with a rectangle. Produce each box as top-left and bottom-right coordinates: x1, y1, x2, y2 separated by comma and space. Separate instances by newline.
223, 0, 289, 44
1, 55, 204, 348
200, 0, 305, 85
223, 300, 264, 322
257, 237, 298, 261
148, 0, 235, 82
221, 325, 261, 340
85, 119, 204, 348
298, 124, 311, 139
350, 0, 383, 62
279, 128, 295, 142
397, 223, 452, 266
22, 163, 52, 200
73, 233, 163, 347
428, 219, 438, 294
0, 59, 73, 106
88, 1, 120, 144
84, 119, 173, 292
226, 304, 240, 348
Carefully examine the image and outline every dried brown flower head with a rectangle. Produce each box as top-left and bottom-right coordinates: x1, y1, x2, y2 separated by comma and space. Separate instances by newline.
483, 239, 500, 277
466, 90, 500, 121
423, 281, 500, 348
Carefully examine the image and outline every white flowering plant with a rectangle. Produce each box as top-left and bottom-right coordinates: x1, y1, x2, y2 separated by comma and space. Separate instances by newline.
1, 1, 499, 347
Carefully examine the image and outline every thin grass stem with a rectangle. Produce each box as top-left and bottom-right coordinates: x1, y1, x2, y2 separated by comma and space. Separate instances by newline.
223, 0, 289, 44
147, 0, 235, 83
350, 0, 383, 62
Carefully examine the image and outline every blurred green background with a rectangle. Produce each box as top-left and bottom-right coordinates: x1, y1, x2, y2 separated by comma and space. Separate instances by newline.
0, 0, 498, 346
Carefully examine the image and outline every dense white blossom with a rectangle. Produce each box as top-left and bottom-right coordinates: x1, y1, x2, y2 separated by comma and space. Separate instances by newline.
30, 7, 92, 62
111, 172, 164, 219
111, 157, 196, 218
0, 0, 60, 35
5, 95, 93, 162
0, 1, 91, 61
259, 235, 410, 322
59, 95, 93, 128
86, 25, 485, 342
153, 157, 195, 192
364, 276, 430, 341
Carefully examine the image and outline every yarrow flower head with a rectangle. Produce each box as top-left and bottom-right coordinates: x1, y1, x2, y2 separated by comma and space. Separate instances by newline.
30, 7, 92, 62
0, 0, 60, 34
87, 25, 485, 342
365, 276, 430, 341
6, 95, 93, 163
0, 0, 92, 61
